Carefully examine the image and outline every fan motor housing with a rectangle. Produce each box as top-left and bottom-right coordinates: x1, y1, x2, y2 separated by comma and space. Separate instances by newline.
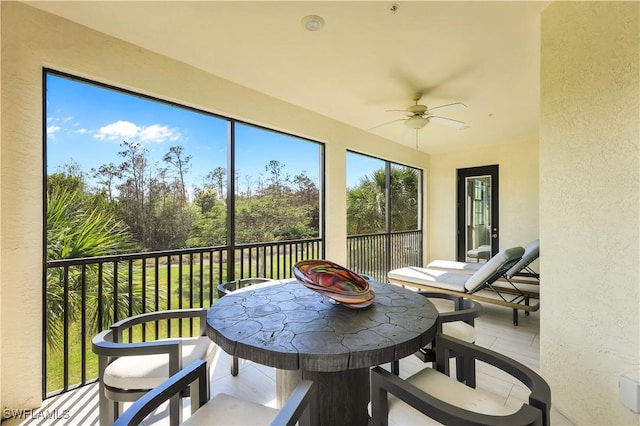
407, 104, 429, 114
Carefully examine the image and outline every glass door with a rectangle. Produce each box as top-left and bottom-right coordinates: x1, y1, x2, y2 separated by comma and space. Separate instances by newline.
457, 165, 499, 262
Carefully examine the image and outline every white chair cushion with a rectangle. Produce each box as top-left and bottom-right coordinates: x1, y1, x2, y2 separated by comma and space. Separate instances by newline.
442, 321, 476, 343
505, 239, 539, 278
467, 245, 491, 258
387, 368, 520, 425
104, 336, 215, 390
387, 267, 469, 292
427, 241, 538, 280
464, 246, 524, 293
426, 259, 483, 274
184, 393, 278, 426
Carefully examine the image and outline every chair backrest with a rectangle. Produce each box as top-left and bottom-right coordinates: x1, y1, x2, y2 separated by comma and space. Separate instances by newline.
463, 246, 524, 293
369, 334, 551, 426
114, 359, 315, 426
505, 239, 539, 279
217, 278, 275, 298
92, 308, 213, 426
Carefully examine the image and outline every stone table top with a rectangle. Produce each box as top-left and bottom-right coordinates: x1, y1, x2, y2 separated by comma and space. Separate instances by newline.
206, 279, 439, 372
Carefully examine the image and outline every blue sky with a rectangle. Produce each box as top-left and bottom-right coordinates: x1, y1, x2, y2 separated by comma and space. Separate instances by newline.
46, 73, 380, 194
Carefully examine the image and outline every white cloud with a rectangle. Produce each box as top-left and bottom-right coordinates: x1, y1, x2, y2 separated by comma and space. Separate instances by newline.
95, 120, 140, 141
139, 124, 179, 143
94, 120, 181, 143
47, 125, 61, 137
74, 128, 91, 135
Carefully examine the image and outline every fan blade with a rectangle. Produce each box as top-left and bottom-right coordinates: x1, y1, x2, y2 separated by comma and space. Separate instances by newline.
429, 116, 468, 129
367, 118, 405, 131
385, 109, 410, 113
428, 102, 467, 113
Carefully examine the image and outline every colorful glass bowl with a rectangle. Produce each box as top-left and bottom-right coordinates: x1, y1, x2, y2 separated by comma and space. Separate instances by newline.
293, 260, 375, 308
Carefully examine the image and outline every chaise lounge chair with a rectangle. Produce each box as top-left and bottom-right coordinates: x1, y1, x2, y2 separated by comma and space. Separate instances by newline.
427, 239, 540, 283
388, 246, 539, 325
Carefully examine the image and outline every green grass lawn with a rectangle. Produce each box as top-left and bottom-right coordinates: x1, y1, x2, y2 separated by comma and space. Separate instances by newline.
45, 252, 313, 394
45, 260, 219, 394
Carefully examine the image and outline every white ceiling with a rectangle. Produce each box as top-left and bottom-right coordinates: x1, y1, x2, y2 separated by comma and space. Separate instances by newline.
26, 1, 550, 154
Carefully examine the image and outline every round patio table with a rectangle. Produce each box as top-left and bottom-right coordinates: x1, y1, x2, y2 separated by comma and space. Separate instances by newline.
206, 279, 438, 426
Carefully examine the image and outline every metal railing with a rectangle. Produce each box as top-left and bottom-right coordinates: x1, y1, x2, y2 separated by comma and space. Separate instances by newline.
43, 238, 322, 397
347, 230, 422, 282
43, 231, 420, 397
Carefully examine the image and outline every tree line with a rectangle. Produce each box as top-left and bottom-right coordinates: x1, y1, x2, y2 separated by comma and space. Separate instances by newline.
47, 140, 419, 263
47, 140, 321, 259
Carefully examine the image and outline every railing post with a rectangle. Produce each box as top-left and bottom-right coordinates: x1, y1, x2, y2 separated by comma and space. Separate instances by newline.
385, 163, 392, 275
226, 121, 236, 283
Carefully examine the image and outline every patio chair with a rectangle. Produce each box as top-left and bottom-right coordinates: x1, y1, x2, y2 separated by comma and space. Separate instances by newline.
217, 277, 276, 375
467, 244, 492, 262
92, 308, 216, 426
114, 359, 315, 426
216, 277, 277, 298
427, 239, 540, 282
370, 334, 551, 426
391, 292, 482, 383
388, 246, 538, 325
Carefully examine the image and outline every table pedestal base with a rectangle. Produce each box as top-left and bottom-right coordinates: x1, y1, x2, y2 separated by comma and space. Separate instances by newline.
277, 368, 370, 426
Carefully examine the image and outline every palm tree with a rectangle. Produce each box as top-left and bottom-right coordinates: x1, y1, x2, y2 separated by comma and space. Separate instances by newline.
46, 187, 155, 349
347, 166, 419, 235
389, 165, 419, 231
347, 169, 387, 235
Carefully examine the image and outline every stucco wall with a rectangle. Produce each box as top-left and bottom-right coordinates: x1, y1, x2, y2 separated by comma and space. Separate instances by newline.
427, 140, 539, 263
0, 2, 430, 409
540, 2, 640, 424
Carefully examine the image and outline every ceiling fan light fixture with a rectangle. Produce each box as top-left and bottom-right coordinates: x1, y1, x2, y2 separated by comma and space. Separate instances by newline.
302, 15, 325, 31
405, 116, 429, 130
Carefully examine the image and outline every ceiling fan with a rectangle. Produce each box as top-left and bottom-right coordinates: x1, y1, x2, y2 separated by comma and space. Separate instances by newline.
370, 94, 468, 132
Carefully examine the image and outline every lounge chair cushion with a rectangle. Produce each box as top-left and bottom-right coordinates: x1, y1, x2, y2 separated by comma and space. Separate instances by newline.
505, 239, 539, 279
387, 267, 470, 292
388, 246, 524, 294
426, 240, 540, 279
386, 367, 520, 425
467, 244, 491, 260
426, 259, 484, 274
464, 246, 524, 293
183, 393, 279, 426
103, 336, 215, 390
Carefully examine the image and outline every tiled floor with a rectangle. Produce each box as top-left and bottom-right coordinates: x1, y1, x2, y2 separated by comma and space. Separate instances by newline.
5, 291, 573, 425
